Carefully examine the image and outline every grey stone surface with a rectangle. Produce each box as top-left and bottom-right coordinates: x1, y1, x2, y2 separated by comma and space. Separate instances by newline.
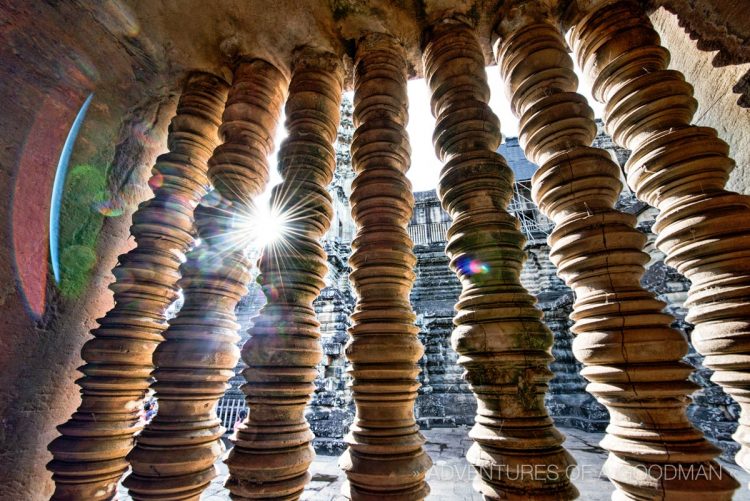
116, 427, 750, 500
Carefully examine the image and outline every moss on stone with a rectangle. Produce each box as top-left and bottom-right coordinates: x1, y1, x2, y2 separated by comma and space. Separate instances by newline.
58, 163, 109, 298
331, 0, 360, 21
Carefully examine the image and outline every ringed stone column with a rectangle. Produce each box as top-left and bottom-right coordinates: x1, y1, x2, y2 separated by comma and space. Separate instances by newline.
422, 20, 577, 500
224, 49, 344, 500
46, 72, 228, 500
568, 0, 750, 476
122, 59, 287, 500
495, 7, 738, 499
339, 32, 432, 500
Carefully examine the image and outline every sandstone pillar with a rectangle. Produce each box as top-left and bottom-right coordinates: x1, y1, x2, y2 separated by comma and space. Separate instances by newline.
495, 7, 739, 498
422, 19, 577, 500
122, 59, 287, 500
567, 0, 750, 477
223, 49, 343, 500
46, 73, 228, 500
338, 33, 432, 500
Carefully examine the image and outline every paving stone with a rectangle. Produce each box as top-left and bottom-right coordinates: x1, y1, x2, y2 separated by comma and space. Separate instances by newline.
114, 427, 750, 500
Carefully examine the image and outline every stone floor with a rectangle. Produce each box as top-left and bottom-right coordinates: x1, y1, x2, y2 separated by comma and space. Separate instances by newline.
118, 427, 750, 500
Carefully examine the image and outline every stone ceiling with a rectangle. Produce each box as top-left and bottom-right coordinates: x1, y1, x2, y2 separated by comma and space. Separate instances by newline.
2, 0, 748, 121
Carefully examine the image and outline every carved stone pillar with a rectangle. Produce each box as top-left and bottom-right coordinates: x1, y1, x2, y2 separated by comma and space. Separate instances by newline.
495, 8, 739, 498
46, 73, 228, 500
122, 59, 287, 501
568, 0, 750, 477
338, 33, 432, 500
422, 20, 577, 500
223, 49, 343, 501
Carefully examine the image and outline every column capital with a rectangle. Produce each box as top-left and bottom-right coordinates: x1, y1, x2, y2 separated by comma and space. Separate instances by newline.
560, 0, 634, 31
355, 31, 406, 57
421, 16, 476, 53
292, 47, 345, 79
492, 0, 559, 45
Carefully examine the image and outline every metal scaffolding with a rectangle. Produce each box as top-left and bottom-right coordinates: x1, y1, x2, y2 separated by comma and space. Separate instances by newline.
508, 180, 553, 243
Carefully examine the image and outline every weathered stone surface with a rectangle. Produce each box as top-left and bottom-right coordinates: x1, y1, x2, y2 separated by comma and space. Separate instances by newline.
651, 0, 750, 107
496, 5, 738, 496
649, 7, 750, 195
410, 239, 473, 429
310, 98, 358, 457
569, 0, 750, 479
339, 32, 432, 500
225, 50, 343, 501
47, 73, 228, 501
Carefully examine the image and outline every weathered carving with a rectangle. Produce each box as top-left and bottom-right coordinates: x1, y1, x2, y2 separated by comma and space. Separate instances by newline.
339, 32, 432, 500
568, 0, 750, 479
122, 60, 287, 500
496, 8, 739, 498
224, 50, 343, 500
46, 72, 228, 500
423, 19, 577, 500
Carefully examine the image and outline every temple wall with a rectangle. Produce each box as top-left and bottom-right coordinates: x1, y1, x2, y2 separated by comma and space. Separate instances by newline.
410, 241, 475, 428
648, 7, 750, 195
220, 122, 742, 460
0, 7, 190, 499
0, 80, 173, 500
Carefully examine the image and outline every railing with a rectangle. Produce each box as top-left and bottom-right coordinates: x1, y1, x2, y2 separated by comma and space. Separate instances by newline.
408, 221, 451, 246
216, 397, 248, 433
407, 185, 552, 246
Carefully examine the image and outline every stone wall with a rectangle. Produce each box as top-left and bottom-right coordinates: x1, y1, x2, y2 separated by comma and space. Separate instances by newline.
648, 6, 750, 194
308, 239, 356, 455
410, 241, 474, 428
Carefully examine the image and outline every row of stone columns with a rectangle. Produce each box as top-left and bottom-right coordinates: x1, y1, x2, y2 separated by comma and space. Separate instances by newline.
568, 0, 750, 479
225, 51, 343, 500
422, 19, 577, 500
48, 2, 750, 500
47, 72, 228, 500
123, 59, 288, 500
494, 3, 738, 498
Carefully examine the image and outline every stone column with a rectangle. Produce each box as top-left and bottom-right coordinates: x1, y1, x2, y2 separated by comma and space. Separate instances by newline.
338, 32, 432, 500
495, 6, 739, 498
422, 19, 577, 500
122, 59, 287, 500
46, 73, 228, 500
567, 0, 750, 477
223, 49, 343, 500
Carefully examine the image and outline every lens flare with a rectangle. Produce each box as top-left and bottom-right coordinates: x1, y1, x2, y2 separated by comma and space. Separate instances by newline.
457, 256, 490, 276
50, 93, 95, 284
237, 203, 290, 249
196, 191, 293, 263
194, 163, 326, 285
93, 199, 124, 217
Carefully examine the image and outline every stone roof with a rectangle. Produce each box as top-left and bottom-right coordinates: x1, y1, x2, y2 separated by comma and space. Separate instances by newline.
499, 137, 537, 181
